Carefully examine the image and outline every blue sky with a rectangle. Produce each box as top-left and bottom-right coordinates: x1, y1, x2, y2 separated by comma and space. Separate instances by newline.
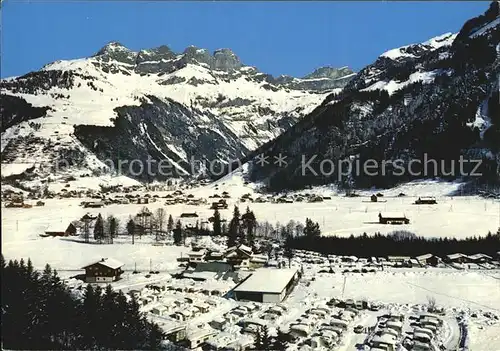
1, 1, 488, 78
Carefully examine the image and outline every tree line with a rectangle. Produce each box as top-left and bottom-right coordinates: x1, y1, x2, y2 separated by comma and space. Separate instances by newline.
1, 256, 164, 350
285, 229, 500, 258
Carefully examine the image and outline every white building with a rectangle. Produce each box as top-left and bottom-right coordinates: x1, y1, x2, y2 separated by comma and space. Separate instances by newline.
233, 268, 298, 303
179, 212, 199, 229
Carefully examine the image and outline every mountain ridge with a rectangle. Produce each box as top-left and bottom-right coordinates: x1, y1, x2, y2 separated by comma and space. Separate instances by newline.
0, 40, 354, 187
235, 2, 500, 191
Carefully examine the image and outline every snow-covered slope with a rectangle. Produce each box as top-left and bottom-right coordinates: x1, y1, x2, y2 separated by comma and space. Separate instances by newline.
1, 43, 354, 184
242, 1, 500, 192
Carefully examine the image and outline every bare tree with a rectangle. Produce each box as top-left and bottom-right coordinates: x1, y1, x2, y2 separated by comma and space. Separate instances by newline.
427, 296, 437, 312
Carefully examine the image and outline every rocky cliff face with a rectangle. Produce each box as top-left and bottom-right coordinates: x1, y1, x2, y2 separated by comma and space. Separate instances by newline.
0, 42, 354, 183
244, 2, 500, 191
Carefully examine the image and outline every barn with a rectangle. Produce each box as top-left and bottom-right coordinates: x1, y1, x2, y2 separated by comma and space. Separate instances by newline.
233, 268, 298, 303
414, 197, 437, 205
44, 223, 77, 237
378, 212, 410, 224
415, 254, 440, 267
445, 253, 470, 264
81, 258, 124, 283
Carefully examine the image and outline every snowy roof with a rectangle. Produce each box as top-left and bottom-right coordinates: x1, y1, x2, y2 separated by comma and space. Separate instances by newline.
82, 258, 124, 269
188, 250, 206, 257
234, 268, 298, 294
45, 223, 71, 233
182, 271, 218, 281
379, 212, 407, 218
468, 253, 492, 260
446, 253, 468, 260
416, 253, 436, 260
180, 212, 198, 218
238, 244, 253, 254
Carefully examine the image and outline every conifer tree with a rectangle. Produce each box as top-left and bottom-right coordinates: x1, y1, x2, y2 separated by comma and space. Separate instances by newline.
94, 213, 104, 243
212, 209, 222, 236
241, 207, 257, 245
167, 214, 174, 233
127, 217, 136, 244
228, 206, 240, 247
173, 220, 183, 245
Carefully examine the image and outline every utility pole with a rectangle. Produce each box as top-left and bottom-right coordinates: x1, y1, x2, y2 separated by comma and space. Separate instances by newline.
341, 275, 347, 299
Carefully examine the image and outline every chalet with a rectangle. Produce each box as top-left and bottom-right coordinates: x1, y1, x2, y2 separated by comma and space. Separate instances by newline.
44, 223, 77, 237
370, 194, 378, 202
445, 253, 470, 264
378, 212, 410, 225
415, 254, 440, 267
179, 212, 199, 229
205, 251, 225, 261
187, 249, 206, 263
225, 244, 253, 267
388, 256, 411, 264
250, 254, 268, 268
210, 199, 228, 209
81, 258, 124, 283
468, 253, 492, 263
414, 197, 437, 205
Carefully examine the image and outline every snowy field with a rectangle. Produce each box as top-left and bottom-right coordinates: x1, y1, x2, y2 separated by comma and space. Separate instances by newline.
2, 187, 499, 350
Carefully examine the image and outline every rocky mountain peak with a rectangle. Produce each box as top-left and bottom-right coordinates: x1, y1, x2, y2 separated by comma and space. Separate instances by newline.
179, 46, 213, 67
95, 41, 130, 55
303, 66, 354, 80
213, 48, 243, 71
94, 41, 137, 65
136, 45, 176, 63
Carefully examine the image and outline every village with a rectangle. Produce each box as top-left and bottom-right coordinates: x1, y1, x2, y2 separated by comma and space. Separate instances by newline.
60, 242, 500, 351
2, 177, 500, 351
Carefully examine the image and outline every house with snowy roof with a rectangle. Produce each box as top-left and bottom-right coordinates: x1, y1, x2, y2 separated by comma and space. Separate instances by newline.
44, 222, 77, 237
414, 253, 440, 267
468, 253, 493, 263
179, 212, 199, 229
81, 258, 124, 283
444, 253, 470, 264
224, 244, 254, 267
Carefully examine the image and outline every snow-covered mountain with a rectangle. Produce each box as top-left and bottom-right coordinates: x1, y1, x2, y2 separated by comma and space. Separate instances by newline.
0, 42, 354, 183
244, 2, 500, 191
